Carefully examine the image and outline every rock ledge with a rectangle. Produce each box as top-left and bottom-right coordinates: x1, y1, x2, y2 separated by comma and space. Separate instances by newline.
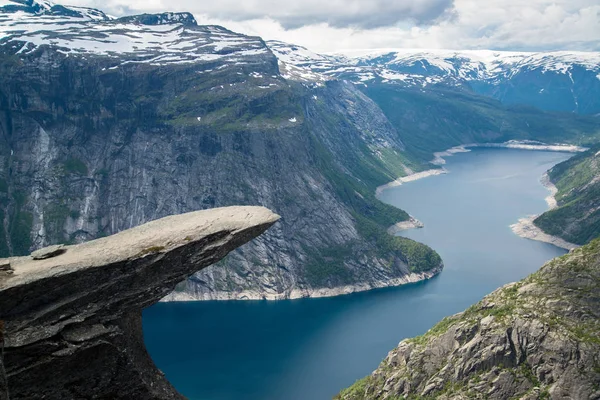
0, 206, 279, 400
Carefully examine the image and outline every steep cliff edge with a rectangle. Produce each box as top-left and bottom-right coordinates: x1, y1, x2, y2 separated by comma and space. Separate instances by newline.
337, 239, 600, 400
0, 0, 443, 301
0, 206, 279, 400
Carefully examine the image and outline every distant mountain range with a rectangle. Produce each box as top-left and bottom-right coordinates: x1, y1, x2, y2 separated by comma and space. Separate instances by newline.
2, 0, 599, 113
268, 41, 600, 114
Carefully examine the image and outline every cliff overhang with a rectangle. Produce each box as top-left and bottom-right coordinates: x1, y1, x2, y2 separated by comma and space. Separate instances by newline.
0, 206, 279, 400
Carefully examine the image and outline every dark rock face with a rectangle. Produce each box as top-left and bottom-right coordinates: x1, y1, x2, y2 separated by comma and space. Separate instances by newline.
337, 239, 600, 400
0, 206, 279, 399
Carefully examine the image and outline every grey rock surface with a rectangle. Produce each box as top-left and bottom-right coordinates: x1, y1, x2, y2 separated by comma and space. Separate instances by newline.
0, 206, 279, 400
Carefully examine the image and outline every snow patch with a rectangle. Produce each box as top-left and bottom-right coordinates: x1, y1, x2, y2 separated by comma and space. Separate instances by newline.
0, 4, 269, 66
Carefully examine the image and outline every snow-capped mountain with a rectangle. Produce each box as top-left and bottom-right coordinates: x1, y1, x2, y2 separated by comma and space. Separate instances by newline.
267, 41, 600, 114
0, 0, 269, 66
1, 0, 599, 113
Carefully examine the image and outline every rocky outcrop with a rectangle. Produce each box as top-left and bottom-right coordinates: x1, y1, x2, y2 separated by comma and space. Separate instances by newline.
0, 206, 279, 400
337, 239, 600, 400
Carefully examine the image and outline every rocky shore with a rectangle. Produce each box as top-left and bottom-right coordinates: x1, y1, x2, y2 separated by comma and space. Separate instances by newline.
432, 141, 585, 166
375, 169, 447, 196
510, 173, 579, 250
387, 216, 425, 235
337, 239, 600, 399
511, 216, 579, 250
476, 140, 587, 153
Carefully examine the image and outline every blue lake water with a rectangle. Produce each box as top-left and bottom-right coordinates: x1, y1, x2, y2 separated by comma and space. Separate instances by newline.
143, 148, 571, 400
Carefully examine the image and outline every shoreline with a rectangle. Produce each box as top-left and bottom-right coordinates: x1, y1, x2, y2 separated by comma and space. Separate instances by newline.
510, 217, 578, 251
377, 140, 586, 236
375, 169, 447, 196
378, 140, 586, 197
432, 141, 586, 166
510, 172, 579, 250
161, 265, 443, 302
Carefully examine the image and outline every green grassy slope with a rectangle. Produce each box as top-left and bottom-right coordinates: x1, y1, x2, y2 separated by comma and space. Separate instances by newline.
534, 146, 600, 245
363, 85, 600, 162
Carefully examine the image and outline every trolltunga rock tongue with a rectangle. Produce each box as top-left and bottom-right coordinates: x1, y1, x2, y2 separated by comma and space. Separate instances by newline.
0, 206, 279, 400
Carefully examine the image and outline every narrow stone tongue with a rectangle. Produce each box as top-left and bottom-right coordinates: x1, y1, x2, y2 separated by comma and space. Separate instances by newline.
0, 206, 279, 399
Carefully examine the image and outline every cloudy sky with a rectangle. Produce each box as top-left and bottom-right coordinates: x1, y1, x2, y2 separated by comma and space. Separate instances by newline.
56, 0, 600, 53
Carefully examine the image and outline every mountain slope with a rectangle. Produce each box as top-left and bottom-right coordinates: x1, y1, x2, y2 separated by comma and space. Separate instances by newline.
0, 0, 442, 300
337, 239, 600, 400
361, 84, 600, 162
534, 146, 600, 245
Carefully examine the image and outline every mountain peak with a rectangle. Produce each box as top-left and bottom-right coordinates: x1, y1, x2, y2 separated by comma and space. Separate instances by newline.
116, 12, 197, 27
0, 0, 109, 20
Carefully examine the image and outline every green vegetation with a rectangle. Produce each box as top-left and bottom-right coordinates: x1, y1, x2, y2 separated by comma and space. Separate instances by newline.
304, 244, 354, 286
43, 203, 70, 242
2, 190, 34, 257
10, 210, 32, 256
534, 146, 600, 245
408, 314, 461, 346
63, 157, 89, 175
335, 376, 373, 400
137, 245, 166, 257
300, 103, 442, 285
354, 214, 441, 273
160, 70, 303, 131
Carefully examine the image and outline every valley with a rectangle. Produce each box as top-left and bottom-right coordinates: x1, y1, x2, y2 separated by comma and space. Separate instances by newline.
0, 1, 599, 399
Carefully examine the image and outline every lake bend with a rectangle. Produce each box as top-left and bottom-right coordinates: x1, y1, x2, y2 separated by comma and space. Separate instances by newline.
143, 148, 572, 400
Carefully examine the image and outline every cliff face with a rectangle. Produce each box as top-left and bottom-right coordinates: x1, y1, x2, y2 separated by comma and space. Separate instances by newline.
0, 2, 444, 300
337, 239, 600, 400
535, 147, 600, 246
0, 206, 279, 400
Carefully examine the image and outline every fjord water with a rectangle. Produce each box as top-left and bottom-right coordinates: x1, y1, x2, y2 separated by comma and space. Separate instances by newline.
143, 148, 570, 400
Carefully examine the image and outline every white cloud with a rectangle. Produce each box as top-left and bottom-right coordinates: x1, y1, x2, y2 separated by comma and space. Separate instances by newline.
53, 0, 600, 52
